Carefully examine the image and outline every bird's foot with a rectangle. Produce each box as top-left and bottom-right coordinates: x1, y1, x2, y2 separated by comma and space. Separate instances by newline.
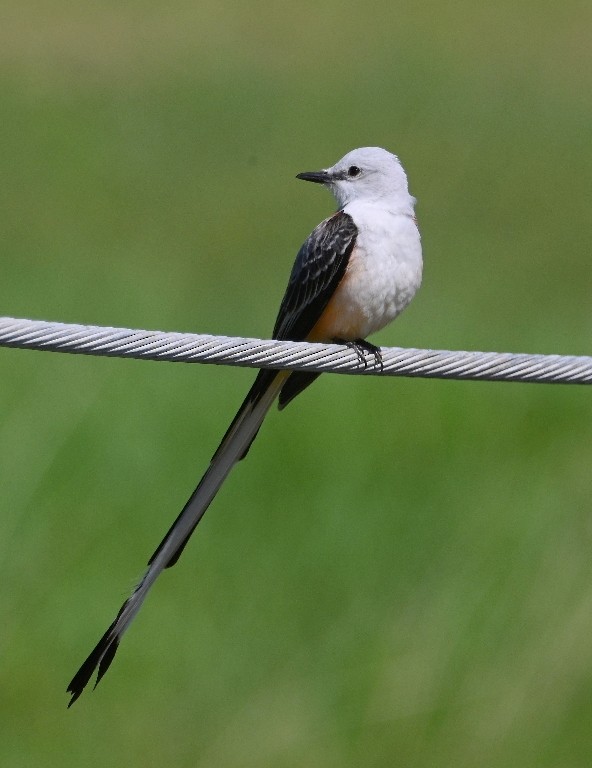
335, 338, 383, 372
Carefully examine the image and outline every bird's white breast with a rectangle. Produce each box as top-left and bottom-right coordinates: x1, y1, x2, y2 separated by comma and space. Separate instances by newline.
331, 201, 423, 340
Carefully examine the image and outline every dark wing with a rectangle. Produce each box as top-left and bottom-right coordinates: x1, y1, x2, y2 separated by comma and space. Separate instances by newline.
272, 210, 358, 342
271, 210, 357, 408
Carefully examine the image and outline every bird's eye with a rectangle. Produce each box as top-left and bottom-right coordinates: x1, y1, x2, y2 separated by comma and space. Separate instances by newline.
347, 165, 361, 177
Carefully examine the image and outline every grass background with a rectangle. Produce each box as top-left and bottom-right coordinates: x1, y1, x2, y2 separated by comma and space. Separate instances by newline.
1, 1, 591, 765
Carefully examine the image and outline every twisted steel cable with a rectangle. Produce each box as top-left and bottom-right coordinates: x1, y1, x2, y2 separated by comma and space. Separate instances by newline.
0, 316, 591, 385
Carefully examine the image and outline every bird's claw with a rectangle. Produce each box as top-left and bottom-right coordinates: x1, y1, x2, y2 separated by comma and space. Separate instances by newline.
336, 338, 384, 372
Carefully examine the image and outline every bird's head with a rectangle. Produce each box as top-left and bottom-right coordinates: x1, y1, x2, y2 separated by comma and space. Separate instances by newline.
297, 147, 412, 209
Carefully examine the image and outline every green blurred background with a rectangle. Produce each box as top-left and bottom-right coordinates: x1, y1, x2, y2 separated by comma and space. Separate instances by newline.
1, 1, 591, 765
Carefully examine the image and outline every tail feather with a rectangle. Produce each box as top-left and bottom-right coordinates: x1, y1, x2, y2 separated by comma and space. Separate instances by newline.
212, 368, 278, 463
67, 370, 287, 706
67, 618, 119, 707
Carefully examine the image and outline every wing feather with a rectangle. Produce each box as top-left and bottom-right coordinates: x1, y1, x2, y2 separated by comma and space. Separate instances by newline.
273, 211, 357, 342
272, 210, 357, 407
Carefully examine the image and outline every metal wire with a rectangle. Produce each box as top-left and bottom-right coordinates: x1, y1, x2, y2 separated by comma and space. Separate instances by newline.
0, 315, 591, 385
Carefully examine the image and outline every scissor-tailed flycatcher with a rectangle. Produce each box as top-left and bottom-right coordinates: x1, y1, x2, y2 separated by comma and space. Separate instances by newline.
67, 146, 423, 705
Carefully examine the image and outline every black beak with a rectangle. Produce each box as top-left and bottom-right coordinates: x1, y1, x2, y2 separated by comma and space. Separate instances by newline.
296, 170, 331, 184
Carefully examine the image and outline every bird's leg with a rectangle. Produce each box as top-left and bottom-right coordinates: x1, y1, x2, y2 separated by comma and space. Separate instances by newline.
334, 338, 383, 372
354, 338, 384, 372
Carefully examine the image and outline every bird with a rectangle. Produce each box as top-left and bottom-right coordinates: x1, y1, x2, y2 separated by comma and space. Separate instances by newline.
67, 146, 423, 705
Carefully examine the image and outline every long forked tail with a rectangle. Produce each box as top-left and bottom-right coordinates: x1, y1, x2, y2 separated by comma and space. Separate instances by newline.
67, 369, 288, 706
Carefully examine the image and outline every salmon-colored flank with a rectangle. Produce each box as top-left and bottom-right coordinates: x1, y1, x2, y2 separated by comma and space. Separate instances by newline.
306, 267, 366, 342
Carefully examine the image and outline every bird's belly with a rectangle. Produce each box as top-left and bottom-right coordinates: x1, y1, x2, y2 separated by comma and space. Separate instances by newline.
309, 241, 422, 342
